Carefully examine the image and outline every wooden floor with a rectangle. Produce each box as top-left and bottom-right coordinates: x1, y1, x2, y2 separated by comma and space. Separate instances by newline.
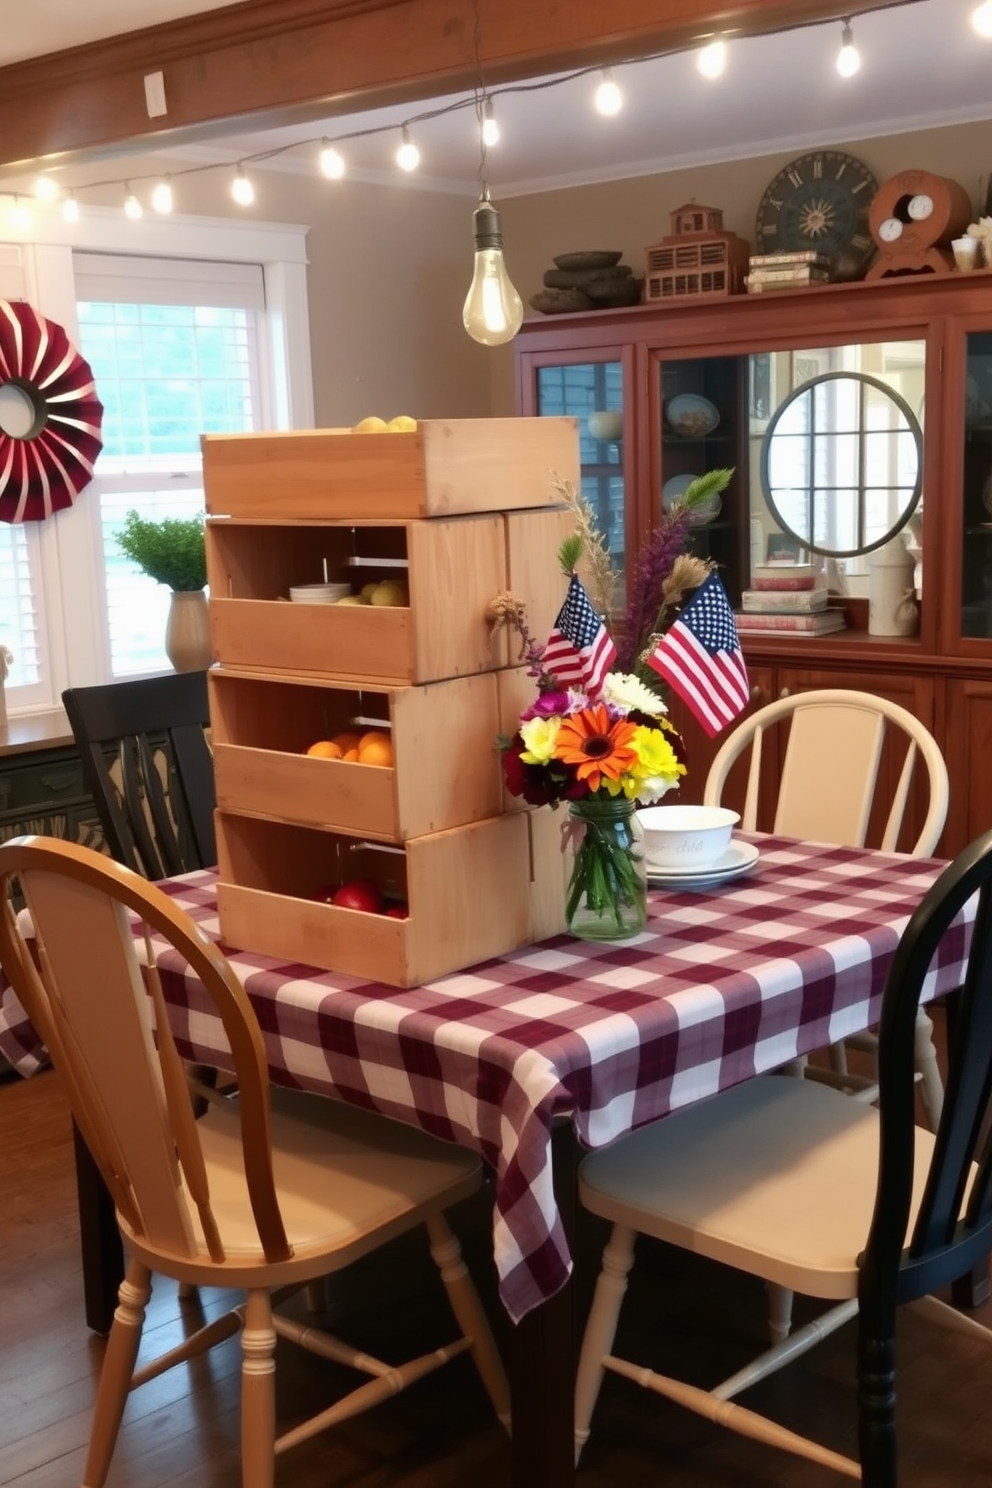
2, 1043, 992, 1488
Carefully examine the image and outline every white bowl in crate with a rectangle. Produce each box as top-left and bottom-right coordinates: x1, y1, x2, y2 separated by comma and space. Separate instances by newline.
636, 804, 740, 871
289, 582, 352, 604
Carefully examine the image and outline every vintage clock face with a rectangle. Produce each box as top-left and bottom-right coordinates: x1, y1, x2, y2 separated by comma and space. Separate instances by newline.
755, 149, 878, 275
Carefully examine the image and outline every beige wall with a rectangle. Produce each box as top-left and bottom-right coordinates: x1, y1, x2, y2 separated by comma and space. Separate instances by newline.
24, 115, 992, 425
493, 118, 992, 414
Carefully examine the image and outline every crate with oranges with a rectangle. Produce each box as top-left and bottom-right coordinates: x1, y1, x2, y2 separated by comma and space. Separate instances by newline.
208, 669, 503, 843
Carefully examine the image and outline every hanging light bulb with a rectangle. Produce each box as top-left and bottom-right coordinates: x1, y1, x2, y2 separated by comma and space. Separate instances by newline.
481, 97, 500, 147
396, 126, 420, 172
462, 190, 523, 347
151, 177, 174, 214
33, 175, 59, 204
972, 0, 992, 37
697, 38, 727, 79
594, 68, 623, 116
123, 184, 143, 220
231, 165, 255, 206
319, 141, 346, 179
836, 19, 861, 77
62, 193, 80, 224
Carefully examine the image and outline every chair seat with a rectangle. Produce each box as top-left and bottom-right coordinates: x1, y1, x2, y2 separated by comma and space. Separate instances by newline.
127, 1090, 483, 1284
579, 1075, 937, 1300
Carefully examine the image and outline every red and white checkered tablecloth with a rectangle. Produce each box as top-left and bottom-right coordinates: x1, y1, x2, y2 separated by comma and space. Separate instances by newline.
0, 834, 974, 1322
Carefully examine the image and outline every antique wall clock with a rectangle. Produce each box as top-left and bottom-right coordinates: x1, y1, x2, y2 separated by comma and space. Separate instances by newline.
754, 149, 878, 279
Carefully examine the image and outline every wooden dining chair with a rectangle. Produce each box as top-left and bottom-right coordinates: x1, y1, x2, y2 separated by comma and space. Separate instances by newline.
573, 826, 992, 1484
703, 687, 950, 1123
0, 835, 510, 1488
62, 670, 216, 881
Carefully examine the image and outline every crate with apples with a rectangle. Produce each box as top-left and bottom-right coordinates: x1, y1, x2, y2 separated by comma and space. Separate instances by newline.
205, 416, 577, 985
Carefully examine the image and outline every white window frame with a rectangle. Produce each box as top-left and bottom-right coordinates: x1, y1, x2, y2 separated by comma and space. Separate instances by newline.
4, 207, 312, 717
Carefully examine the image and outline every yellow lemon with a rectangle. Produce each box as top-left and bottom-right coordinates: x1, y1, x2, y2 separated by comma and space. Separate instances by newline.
352, 415, 388, 433
387, 414, 418, 432
370, 580, 409, 607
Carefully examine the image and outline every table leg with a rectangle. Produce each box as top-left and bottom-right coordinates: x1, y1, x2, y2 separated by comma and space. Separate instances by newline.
941, 993, 991, 1309
507, 1119, 580, 1488
72, 1119, 123, 1335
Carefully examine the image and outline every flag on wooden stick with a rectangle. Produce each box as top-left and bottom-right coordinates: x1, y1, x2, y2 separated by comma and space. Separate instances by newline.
646, 572, 749, 737
542, 573, 616, 696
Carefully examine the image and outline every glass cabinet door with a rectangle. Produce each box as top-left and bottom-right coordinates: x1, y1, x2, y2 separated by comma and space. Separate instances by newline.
658, 353, 746, 603
960, 330, 992, 640
536, 360, 625, 577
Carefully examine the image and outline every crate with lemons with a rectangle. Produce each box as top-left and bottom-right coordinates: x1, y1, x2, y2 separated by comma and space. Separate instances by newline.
204, 414, 580, 987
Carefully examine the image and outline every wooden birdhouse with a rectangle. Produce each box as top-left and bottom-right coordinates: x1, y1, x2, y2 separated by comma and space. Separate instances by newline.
645, 202, 751, 301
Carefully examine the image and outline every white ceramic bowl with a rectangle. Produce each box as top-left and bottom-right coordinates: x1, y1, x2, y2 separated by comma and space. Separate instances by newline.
636, 804, 740, 871
289, 582, 352, 604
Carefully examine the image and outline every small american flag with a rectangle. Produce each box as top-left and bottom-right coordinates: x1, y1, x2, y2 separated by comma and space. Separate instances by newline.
647, 572, 749, 738
543, 574, 616, 696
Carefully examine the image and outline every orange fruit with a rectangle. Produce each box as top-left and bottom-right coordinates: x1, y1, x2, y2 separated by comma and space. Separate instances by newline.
332, 731, 361, 752
306, 740, 343, 759
342, 748, 360, 761
358, 728, 390, 751
358, 737, 394, 767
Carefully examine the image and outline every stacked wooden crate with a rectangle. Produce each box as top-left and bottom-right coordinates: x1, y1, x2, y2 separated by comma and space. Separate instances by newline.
203, 417, 578, 988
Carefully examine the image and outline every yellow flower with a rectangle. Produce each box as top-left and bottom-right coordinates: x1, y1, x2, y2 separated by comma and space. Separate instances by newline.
519, 715, 562, 764
620, 725, 686, 803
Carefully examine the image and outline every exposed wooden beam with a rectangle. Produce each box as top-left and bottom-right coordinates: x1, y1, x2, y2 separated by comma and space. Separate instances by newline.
0, 0, 919, 173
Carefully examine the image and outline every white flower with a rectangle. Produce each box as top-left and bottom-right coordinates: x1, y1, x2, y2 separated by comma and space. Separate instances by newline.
601, 671, 667, 718
637, 776, 680, 805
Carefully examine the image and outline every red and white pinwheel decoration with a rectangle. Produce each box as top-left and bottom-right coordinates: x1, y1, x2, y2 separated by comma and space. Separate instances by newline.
0, 299, 103, 524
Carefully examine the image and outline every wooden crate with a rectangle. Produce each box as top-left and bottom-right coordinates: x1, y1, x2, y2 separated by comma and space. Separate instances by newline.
207, 507, 575, 683
209, 668, 503, 842
202, 417, 579, 521
207, 513, 506, 684
215, 809, 534, 987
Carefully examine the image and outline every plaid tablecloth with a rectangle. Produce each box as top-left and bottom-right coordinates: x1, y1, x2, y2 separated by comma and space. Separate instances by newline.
0, 834, 974, 1321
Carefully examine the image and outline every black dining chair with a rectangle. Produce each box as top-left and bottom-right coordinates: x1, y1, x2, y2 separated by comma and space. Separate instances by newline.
62, 670, 216, 879
573, 826, 992, 1485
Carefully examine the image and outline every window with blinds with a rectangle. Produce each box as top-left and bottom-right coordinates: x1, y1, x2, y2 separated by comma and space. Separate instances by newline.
73, 253, 265, 677
0, 522, 44, 696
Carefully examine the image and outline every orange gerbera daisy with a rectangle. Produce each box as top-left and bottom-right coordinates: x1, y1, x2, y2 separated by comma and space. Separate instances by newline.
554, 704, 639, 794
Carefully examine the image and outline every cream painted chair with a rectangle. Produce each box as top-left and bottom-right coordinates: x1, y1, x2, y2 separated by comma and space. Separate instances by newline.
0, 836, 510, 1488
703, 688, 950, 1123
573, 827, 992, 1483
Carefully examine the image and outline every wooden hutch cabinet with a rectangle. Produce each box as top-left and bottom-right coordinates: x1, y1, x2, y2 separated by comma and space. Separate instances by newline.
515, 272, 992, 856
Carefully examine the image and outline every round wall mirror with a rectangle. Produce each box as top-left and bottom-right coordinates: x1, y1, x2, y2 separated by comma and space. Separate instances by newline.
760, 370, 923, 558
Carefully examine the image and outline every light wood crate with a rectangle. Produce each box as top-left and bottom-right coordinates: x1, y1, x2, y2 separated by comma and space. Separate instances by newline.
202, 417, 579, 521
215, 809, 535, 987
207, 507, 575, 684
207, 513, 506, 684
209, 668, 503, 842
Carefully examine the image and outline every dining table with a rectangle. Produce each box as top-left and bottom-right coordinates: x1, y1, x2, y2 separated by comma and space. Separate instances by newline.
0, 831, 977, 1488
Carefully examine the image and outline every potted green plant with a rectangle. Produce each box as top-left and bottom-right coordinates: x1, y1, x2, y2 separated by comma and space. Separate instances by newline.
117, 510, 211, 672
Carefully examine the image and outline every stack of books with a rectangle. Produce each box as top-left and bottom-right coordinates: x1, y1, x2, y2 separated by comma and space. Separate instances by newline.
736, 565, 847, 636
745, 250, 832, 293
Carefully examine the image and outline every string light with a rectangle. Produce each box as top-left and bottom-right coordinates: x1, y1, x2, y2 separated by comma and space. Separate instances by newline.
972, 0, 992, 37
123, 184, 143, 219
62, 194, 80, 224
697, 38, 727, 78
33, 175, 59, 203
318, 141, 345, 179
481, 97, 500, 147
836, 19, 861, 77
151, 177, 174, 213
231, 165, 255, 205
17, 10, 983, 225
396, 126, 420, 172
594, 67, 623, 116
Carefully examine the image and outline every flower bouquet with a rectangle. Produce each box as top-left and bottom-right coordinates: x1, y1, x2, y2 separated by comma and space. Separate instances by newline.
492, 467, 737, 940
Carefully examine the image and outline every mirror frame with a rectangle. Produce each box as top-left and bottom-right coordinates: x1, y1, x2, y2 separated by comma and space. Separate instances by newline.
759, 369, 923, 559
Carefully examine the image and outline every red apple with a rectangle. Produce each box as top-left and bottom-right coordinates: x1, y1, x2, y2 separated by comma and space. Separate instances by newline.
383, 903, 409, 919
330, 879, 384, 913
